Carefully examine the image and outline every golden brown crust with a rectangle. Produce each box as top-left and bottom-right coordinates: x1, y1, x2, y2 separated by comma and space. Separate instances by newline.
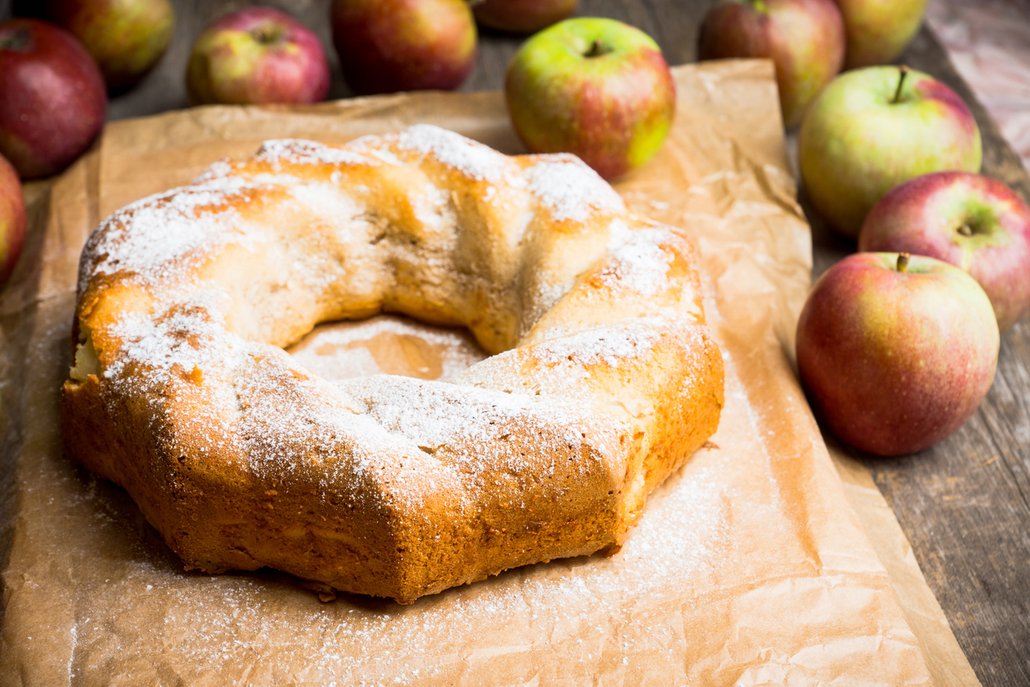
62, 126, 724, 603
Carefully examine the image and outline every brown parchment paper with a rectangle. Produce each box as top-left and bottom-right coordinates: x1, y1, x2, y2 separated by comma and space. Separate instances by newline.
0, 61, 979, 685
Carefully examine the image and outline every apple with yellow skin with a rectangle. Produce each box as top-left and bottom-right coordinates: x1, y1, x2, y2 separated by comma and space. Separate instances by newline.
799, 66, 982, 237
796, 252, 999, 456
0, 153, 27, 288
505, 17, 675, 180
186, 7, 330, 105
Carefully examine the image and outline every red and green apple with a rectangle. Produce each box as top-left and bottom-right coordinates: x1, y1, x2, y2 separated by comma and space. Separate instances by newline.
796, 252, 999, 457
505, 17, 675, 180
697, 0, 846, 127
859, 171, 1030, 331
186, 7, 330, 105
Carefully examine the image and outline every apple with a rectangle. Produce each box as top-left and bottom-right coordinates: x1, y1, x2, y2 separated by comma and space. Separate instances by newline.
0, 19, 106, 180
858, 172, 1030, 331
329, 0, 476, 95
799, 66, 982, 238
696, 0, 846, 128
33, 0, 175, 93
835, 0, 928, 69
473, 0, 578, 34
505, 17, 675, 180
186, 7, 330, 105
796, 252, 999, 456
0, 153, 27, 289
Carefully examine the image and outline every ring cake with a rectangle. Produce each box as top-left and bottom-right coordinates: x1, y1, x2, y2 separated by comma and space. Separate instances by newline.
62, 125, 724, 603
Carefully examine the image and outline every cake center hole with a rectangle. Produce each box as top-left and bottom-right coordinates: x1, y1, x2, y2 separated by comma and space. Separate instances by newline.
287, 315, 488, 382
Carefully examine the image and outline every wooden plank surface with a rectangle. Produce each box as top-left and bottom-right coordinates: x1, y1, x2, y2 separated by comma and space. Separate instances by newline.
2, 0, 1027, 684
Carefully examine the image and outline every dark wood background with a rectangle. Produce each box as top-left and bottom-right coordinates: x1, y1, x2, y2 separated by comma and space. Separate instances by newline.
2, 0, 1027, 684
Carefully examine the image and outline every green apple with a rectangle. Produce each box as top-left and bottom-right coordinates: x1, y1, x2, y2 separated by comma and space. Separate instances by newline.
835, 0, 928, 69
796, 252, 999, 456
697, 0, 846, 127
505, 17, 675, 180
799, 66, 982, 238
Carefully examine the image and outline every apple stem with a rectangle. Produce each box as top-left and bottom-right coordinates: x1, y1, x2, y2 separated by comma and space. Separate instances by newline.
0, 27, 30, 52
584, 40, 610, 58
892, 66, 910, 104
957, 224, 974, 237
896, 252, 910, 273
252, 24, 282, 46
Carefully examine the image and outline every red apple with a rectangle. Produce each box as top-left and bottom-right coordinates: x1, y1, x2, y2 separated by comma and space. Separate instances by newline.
796, 252, 999, 456
835, 0, 928, 69
473, 0, 578, 34
34, 0, 175, 92
330, 0, 476, 95
858, 172, 1030, 331
186, 7, 330, 105
0, 153, 27, 289
697, 0, 846, 127
505, 17, 675, 180
799, 66, 982, 237
0, 19, 106, 179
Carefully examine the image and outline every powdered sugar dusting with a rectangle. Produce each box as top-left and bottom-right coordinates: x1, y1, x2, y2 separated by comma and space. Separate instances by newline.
256, 138, 374, 168
394, 124, 510, 183
530, 319, 665, 371
103, 295, 238, 387
193, 159, 233, 183
599, 227, 676, 297
86, 183, 240, 283
409, 183, 456, 232
340, 374, 614, 496
81, 173, 296, 292
524, 157, 624, 222
288, 182, 364, 228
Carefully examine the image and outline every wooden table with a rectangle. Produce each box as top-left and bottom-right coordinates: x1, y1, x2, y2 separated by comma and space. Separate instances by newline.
3, 1, 1027, 684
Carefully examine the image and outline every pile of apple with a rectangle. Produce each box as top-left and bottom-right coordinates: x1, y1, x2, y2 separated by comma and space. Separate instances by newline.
698, 1, 1030, 455
183, 0, 580, 103
795, 68, 1030, 455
